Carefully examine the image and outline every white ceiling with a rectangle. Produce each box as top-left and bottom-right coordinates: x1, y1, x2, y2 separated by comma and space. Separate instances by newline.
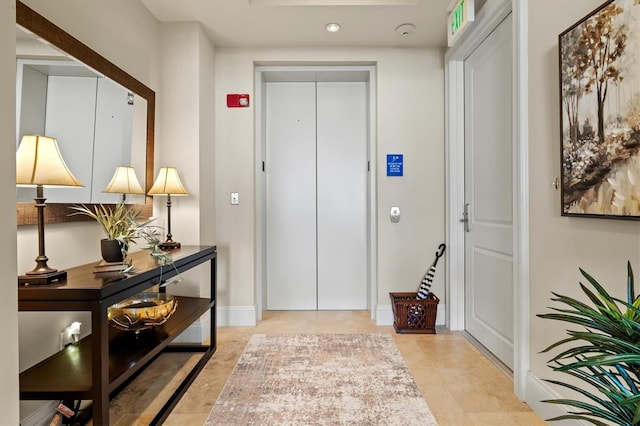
140, 0, 454, 48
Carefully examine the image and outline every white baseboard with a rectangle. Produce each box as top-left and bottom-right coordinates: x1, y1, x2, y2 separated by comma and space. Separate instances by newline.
376, 304, 394, 326
172, 307, 257, 342
525, 371, 586, 425
20, 400, 58, 426
217, 305, 257, 326
218, 304, 454, 328
173, 318, 203, 343
376, 303, 447, 327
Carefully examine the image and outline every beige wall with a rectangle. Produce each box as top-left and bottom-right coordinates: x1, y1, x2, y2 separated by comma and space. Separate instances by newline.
20, 0, 159, 88
11, 1, 442, 420
158, 23, 202, 256
15, 0, 161, 420
157, 22, 216, 337
157, 22, 215, 250
15, 2, 161, 278
528, 0, 640, 389
198, 27, 217, 251
19, 0, 638, 420
1, 1, 19, 423
214, 47, 445, 315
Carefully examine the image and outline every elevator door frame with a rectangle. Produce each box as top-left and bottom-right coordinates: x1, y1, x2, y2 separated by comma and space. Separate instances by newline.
255, 65, 377, 319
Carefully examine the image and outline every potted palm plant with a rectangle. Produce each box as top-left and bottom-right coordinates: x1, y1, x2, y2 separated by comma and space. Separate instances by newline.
538, 262, 640, 425
69, 203, 141, 262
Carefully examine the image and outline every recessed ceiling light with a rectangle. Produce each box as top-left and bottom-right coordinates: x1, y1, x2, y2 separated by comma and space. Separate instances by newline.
325, 23, 341, 33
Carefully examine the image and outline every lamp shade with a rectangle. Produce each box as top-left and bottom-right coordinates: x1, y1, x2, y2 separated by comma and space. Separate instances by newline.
148, 167, 189, 196
16, 135, 83, 187
103, 166, 145, 194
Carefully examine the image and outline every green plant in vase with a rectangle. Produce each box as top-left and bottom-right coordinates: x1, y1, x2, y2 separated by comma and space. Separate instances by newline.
138, 224, 182, 287
538, 262, 640, 425
69, 203, 141, 262
138, 225, 172, 265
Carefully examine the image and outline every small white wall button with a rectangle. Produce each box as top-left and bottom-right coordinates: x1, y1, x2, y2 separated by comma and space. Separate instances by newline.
390, 206, 400, 223
231, 192, 239, 205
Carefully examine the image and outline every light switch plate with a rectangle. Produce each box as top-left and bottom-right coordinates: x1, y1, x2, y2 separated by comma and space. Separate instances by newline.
231, 192, 239, 205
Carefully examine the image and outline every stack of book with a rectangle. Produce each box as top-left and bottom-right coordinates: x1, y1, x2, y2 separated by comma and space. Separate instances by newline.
94, 259, 133, 274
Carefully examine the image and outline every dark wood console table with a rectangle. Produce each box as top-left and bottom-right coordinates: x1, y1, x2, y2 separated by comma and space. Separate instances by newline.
18, 245, 217, 425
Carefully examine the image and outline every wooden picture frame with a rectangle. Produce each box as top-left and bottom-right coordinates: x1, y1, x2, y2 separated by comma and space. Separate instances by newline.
560, 0, 640, 219
16, 1, 154, 225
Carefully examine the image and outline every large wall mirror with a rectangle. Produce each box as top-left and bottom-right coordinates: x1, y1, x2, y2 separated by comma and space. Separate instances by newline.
16, 1, 154, 225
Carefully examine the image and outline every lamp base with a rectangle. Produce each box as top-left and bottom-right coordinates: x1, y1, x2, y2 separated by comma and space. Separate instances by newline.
19, 270, 67, 285
158, 240, 181, 251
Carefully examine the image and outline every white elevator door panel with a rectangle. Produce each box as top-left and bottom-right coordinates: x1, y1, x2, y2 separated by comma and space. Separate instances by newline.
316, 82, 368, 310
44, 76, 97, 203
266, 82, 318, 310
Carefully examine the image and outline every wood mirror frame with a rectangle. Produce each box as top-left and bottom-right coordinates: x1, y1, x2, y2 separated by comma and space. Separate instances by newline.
16, 1, 154, 225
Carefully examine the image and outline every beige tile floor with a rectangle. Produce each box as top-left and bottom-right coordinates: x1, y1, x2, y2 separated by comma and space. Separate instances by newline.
106, 311, 546, 425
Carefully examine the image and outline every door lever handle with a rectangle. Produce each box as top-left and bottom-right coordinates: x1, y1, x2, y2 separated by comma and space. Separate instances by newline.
459, 202, 470, 233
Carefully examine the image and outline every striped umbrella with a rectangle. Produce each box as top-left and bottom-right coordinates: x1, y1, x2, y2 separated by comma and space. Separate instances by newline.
417, 243, 446, 299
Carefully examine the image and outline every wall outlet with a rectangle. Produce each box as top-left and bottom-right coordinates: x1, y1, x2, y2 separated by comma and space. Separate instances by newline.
59, 322, 82, 349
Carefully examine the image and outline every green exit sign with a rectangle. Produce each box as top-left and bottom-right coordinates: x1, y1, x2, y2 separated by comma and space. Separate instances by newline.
448, 0, 474, 46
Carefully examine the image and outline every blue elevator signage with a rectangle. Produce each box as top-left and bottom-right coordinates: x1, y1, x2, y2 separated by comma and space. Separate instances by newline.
386, 154, 403, 177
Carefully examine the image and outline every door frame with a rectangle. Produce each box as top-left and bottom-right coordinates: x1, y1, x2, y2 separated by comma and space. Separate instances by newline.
444, 0, 529, 399
254, 65, 378, 319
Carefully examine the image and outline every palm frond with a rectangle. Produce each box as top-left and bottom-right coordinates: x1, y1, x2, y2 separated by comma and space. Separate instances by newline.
540, 263, 640, 424
628, 262, 635, 306
69, 203, 141, 244
579, 268, 619, 310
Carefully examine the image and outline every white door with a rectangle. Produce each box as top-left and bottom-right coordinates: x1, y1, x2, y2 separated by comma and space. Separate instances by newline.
464, 14, 514, 369
266, 81, 368, 310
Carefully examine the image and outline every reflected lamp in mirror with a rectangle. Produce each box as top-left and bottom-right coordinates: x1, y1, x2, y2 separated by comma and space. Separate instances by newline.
17, 135, 83, 284
147, 167, 189, 250
103, 166, 145, 203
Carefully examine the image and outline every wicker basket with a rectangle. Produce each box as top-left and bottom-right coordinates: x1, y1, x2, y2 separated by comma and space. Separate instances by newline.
389, 292, 439, 334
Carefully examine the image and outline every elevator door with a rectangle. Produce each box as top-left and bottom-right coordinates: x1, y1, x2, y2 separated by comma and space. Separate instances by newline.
265, 81, 368, 310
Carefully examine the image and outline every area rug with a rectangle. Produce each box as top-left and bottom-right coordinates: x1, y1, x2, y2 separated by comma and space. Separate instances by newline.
204, 333, 438, 425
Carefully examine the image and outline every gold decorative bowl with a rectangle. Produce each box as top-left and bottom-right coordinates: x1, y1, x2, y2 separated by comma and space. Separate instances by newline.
108, 292, 178, 332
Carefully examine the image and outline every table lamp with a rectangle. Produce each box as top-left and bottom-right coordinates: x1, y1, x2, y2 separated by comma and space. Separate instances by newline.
17, 135, 83, 284
103, 166, 145, 202
148, 167, 189, 250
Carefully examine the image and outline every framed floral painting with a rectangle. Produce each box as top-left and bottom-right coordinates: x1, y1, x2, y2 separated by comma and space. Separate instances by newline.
560, 0, 640, 218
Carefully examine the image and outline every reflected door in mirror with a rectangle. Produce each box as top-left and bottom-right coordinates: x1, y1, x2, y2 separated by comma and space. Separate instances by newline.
16, 59, 147, 204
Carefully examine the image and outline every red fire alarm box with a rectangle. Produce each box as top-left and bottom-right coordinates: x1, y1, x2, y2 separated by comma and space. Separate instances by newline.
227, 94, 250, 108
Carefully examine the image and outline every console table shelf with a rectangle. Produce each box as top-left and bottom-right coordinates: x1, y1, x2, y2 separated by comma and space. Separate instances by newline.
18, 245, 217, 425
